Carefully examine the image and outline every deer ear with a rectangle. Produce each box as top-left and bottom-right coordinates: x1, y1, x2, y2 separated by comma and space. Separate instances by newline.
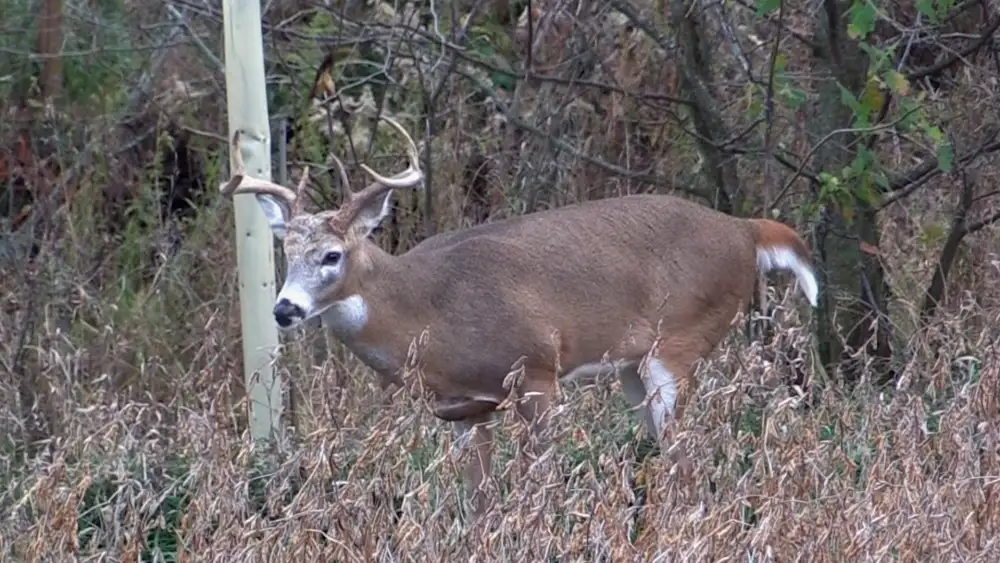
348, 188, 394, 239
255, 194, 290, 240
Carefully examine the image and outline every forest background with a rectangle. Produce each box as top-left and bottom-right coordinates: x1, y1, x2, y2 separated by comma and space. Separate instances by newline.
1, 0, 999, 560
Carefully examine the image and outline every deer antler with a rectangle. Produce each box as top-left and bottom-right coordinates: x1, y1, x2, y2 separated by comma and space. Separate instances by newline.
327, 115, 425, 234
329, 153, 352, 204
332, 114, 424, 205
290, 167, 311, 216
357, 115, 423, 190
219, 130, 249, 196
222, 130, 311, 216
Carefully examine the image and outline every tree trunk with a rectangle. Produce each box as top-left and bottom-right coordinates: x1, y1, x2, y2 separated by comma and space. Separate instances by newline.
810, 0, 891, 383
36, 0, 64, 102
668, 0, 740, 213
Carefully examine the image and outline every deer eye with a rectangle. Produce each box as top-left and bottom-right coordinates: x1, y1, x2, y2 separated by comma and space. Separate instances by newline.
321, 251, 343, 266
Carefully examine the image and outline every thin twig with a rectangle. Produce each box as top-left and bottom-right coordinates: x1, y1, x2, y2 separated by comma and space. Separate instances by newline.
166, 2, 223, 72
963, 209, 1000, 235
454, 68, 713, 202
764, 108, 922, 213
881, 129, 1000, 208
907, 15, 1000, 80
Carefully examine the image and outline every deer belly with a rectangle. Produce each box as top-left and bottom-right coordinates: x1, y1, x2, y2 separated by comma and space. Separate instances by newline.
562, 359, 635, 385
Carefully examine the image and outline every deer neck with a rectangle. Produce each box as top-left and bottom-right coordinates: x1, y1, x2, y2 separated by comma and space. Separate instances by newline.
318, 242, 435, 376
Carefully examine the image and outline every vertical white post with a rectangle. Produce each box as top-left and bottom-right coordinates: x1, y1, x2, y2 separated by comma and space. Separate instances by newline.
222, 0, 281, 441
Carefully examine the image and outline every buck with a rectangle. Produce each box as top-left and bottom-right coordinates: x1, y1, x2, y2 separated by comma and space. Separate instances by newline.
220, 116, 819, 519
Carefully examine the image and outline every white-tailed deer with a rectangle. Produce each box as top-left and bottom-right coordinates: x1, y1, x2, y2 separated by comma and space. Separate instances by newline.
221, 116, 819, 519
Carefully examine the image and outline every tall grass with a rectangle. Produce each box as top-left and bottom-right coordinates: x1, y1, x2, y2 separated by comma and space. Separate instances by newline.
2, 2, 999, 561
1, 206, 998, 560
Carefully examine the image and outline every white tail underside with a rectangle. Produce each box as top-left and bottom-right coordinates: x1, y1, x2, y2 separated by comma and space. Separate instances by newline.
757, 246, 819, 307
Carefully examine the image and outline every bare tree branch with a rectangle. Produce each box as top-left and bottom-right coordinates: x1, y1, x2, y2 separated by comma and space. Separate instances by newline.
922, 170, 975, 319
453, 68, 714, 202
907, 15, 1000, 80
962, 209, 1000, 235
881, 128, 1000, 208
612, 0, 740, 211
762, 108, 921, 213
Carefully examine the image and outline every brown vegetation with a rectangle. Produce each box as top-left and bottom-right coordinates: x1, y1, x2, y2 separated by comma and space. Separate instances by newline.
1, 0, 999, 560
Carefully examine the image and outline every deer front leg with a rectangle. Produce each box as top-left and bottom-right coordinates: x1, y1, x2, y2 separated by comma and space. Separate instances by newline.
514, 370, 558, 468
452, 412, 496, 521
376, 372, 402, 408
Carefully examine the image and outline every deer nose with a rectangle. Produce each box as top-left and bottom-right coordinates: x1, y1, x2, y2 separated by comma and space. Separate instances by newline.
273, 298, 305, 328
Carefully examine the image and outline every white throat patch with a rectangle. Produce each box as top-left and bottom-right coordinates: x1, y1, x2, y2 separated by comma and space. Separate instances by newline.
318, 294, 399, 375
320, 294, 369, 338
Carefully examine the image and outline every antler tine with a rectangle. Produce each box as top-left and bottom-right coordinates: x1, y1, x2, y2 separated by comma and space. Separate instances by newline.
219, 130, 246, 195
219, 130, 302, 214
292, 166, 311, 215
231, 178, 300, 210
329, 153, 353, 203
358, 115, 424, 189
230, 130, 246, 176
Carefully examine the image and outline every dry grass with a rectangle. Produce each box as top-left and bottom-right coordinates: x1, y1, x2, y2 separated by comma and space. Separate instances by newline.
2, 1, 1000, 561
1, 214, 998, 561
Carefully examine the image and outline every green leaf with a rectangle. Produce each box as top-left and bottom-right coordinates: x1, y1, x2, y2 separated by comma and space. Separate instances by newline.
779, 85, 807, 110
897, 97, 923, 130
839, 84, 862, 114
916, 0, 938, 23
874, 171, 890, 190
746, 83, 764, 118
884, 70, 910, 95
855, 176, 883, 206
491, 71, 516, 92
860, 41, 893, 73
847, 0, 877, 40
850, 147, 875, 177
920, 223, 947, 245
755, 0, 781, 16
843, 82, 872, 126
937, 142, 954, 173
860, 78, 885, 114
772, 53, 787, 73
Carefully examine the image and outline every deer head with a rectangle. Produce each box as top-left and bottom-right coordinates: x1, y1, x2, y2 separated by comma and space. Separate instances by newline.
221, 116, 424, 330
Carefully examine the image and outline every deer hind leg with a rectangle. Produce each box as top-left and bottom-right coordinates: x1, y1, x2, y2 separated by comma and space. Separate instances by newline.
453, 411, 496, 520
619, 361, 658, 435
618, 354, 693, 478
